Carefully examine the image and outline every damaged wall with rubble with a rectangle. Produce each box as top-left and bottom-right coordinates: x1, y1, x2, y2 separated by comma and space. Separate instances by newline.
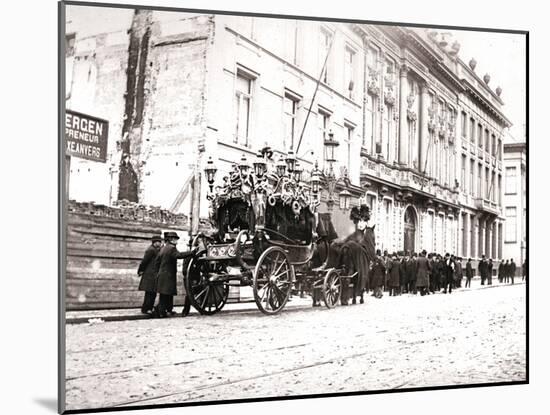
65, 6, 213, 213
64, 5, 216, 309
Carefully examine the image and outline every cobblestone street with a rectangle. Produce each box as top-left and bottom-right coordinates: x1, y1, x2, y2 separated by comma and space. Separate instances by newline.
65, 283, 526, 411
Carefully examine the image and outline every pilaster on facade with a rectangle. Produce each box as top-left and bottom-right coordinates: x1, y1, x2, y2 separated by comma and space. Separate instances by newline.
472, 214, 478, 259
462, 212, 470, 258
460, 212, 464, 255
486, 222, 493, 259
398, 64, 409, 165
419, 82, 430, 175
480, 219, 487, 257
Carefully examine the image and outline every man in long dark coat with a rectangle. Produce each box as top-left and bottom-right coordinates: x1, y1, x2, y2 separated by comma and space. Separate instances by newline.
443, 253, 455, 294
415, 250, 431, 295
522, 260, 527, 281
430, 254, 440, 292
503, 259, 510, 283
371, 249, 386, 299
465, 258, 473, 288
498, 260, 505, 283
400, 253, 409, 294
406, 253, 418, 294
478, 254, 487, 285
382, 250, 390, 292
154, 231, 196, 318
387, 253, 401, 296
428, 253, 436, 294
510, 258, 517, 284
137, 234, 162, 314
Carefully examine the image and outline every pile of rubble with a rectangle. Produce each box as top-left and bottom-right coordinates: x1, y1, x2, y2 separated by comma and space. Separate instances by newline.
67, 199, 188, 227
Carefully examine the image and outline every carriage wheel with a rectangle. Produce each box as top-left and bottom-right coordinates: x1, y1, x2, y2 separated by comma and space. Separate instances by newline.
185, 250, 230, 315
253, 246, 293, 315
323, 269, 342, 309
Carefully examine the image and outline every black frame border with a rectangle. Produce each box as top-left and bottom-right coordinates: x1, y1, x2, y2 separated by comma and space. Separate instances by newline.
58, 1, 529, 414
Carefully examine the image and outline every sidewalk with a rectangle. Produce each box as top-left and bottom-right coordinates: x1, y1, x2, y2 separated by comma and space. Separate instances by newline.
65, 279, 525, 324
65, 295, 315, 324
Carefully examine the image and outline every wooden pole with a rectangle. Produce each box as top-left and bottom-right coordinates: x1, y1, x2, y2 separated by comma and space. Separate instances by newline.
191, 168, 201, 236
295, 33, 336, 154
190, 142, 204, 237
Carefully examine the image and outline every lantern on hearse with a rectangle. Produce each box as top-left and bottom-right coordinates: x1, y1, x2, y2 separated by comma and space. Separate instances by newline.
293, 160, 303, 183
285, 149, 297, 173
309, 161, 322, 196
204, 156, 218, 192
276, 154, 287, 177
253, 151, 267, 178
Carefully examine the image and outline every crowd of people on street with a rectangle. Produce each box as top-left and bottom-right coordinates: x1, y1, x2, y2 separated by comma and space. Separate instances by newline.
359, 249, 527, 301
136, 231, 527, 316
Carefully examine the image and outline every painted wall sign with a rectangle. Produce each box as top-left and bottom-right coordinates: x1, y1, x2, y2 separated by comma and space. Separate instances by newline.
65, 109, 109, 162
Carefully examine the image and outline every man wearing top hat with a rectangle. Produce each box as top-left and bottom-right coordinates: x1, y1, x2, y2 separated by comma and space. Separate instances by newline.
154, 231, 196, 318
478, 254, 488, 285
509, 258, 517, 285
399, 252, 409, 294
465, 258, 473, 288
443, 253, 455, 294
498, 260, 505, 283
406, 252, 418, 294
387, 253, 401, 296
137, 234, 163, 314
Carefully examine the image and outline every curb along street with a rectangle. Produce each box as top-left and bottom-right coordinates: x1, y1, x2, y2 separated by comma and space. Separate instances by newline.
65, 280, 526, 325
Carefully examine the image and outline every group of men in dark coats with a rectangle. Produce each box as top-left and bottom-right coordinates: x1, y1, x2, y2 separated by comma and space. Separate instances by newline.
137, 232, 196, 318
477, 255, 495, 285
381, 250, 466, 296
497, 258, 519, 284
380, 251, 523, 297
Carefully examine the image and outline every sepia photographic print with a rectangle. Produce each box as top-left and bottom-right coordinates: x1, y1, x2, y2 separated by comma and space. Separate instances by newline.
59, 1, 528, 413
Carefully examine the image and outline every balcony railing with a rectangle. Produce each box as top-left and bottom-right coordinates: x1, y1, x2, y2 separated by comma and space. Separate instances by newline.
474, 197, 499, 215
361, 156, 459, 205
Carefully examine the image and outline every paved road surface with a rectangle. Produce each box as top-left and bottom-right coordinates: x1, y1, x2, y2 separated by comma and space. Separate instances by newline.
65, 283, 526, 411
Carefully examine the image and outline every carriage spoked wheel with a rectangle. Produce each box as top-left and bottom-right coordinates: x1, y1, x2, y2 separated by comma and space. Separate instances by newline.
185, 250, 230, 315
253, 246, 293, 315
322, 269, 342, 309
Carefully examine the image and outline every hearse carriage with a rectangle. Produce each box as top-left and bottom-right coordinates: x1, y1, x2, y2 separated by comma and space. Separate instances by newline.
183, 147, 355, 315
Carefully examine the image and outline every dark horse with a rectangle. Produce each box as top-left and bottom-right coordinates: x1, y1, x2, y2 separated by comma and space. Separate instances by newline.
325, 225, 376, 304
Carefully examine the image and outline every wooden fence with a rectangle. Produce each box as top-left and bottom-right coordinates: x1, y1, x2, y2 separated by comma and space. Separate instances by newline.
64, 199, 249, 310
65, 211, 192, 310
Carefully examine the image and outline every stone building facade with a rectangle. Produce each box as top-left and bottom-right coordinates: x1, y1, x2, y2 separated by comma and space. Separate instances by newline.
65, 5, 512, 262
502, 141, 527, 267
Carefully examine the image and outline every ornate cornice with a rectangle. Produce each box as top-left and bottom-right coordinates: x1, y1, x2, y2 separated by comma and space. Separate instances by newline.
462, 80, 512, 128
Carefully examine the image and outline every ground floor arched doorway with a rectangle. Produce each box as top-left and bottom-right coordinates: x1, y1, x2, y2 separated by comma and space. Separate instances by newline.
404, 206, 417, 254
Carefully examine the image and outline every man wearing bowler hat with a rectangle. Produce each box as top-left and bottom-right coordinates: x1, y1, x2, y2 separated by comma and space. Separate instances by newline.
137, 234, 163, 315
154, 231, 196, 318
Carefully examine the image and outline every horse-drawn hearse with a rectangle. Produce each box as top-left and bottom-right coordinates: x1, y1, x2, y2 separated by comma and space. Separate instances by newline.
183, 146, 375, 315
